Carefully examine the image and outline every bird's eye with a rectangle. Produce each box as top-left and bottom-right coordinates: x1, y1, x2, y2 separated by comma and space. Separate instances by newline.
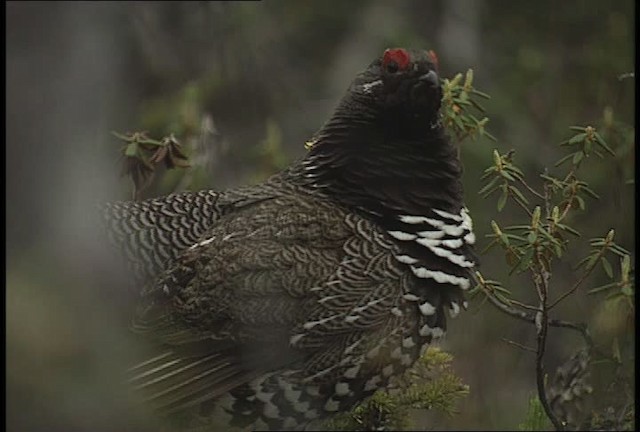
382, 48, 410, 74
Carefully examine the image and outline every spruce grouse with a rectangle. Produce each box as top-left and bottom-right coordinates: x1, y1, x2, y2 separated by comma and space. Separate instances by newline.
103, 48, 477, 430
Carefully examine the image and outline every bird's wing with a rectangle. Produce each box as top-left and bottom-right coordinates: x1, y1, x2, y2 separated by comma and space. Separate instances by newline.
123, 191, 458, 422
125, 192, 352, 415
101, 184, 282, 282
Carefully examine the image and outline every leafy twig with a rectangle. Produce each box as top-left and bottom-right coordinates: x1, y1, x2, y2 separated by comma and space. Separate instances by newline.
113, 131, 191, 200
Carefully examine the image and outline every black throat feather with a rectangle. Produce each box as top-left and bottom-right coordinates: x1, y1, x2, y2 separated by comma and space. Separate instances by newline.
290, 91, 464, 226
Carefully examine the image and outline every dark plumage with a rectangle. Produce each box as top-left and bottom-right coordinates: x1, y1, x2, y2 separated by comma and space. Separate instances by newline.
102, 48, 477, 430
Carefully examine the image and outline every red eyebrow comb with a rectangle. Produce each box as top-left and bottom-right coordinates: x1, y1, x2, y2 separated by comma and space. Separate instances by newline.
383, 48, 411, 71
427, 50, 439, 72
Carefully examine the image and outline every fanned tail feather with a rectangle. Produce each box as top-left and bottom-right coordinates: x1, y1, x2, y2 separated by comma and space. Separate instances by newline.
127, 348, 262, 415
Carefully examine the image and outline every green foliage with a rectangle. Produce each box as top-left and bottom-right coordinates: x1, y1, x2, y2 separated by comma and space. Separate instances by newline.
447, 68, 635, 430
479, 150, 528, 212
470, 124, 635, 317
441, 69, 496, 143
519, 396, 552, 431
325, 348, 469, 431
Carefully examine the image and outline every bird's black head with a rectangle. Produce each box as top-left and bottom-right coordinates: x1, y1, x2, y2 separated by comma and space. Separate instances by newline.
294, 48, 462, 217
350, 48, 442, 125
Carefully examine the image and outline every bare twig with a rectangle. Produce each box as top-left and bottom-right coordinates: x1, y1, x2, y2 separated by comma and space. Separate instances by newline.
510, 298, 540, 312
510, 191, 534, 216
542, 180, 553, 221
548, 249, 606, 309
562, 167, 577, 185
483, 292, 593, 349
557, 184, 579, 223
485, 292, 533, 320
533, 271, 544, 301
534, 265, 565, 431
547, 320, 593, 349
519, 178, 545, 200
501, 338, 537, 353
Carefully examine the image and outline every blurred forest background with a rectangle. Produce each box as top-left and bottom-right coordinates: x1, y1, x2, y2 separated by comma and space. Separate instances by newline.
7, 1, 634, 431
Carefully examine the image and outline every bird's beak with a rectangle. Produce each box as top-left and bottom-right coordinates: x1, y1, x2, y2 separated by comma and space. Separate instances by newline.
418, 70, 439, 88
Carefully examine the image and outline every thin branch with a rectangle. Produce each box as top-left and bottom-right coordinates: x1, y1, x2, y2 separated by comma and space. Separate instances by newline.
562, 167, 576, 185
510, 192, 534, 216
542, 181, 552, 221
548, 320, 593, 349
558, 185, 578, 223
484, 292, 592, 348
558, 199, 574, 223
510, 298, 540, 312
483, 280, 596, 429
548, 274, 591, 309
519, 178, 545, 200
501, 338, 537, 353
532, 271, 544, 301
534, 266, 565, 431
548, 249, 606, 309
485, 291, 534, 321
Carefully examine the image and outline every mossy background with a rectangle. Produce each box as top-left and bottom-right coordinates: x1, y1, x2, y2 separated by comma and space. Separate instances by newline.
7, 1, 634, 431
